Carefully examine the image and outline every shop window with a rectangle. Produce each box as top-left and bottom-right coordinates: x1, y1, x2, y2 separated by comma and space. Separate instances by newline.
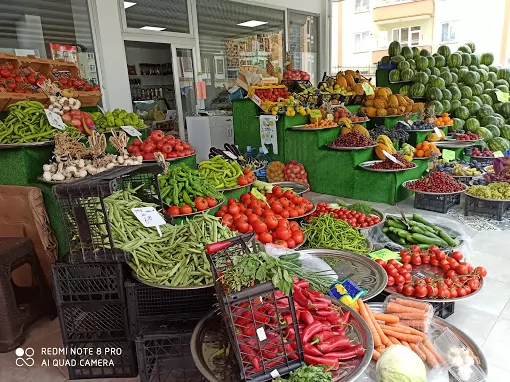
0, 0, 99, 85
354, 32, 370, 52
124, 0, 190, 35
355, 0, 370, 13
288, 11, 319, 84
392, 26, 421, 47
441, 21, 458, 43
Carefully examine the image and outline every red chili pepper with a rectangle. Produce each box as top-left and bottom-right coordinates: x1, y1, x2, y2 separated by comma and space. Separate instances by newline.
317, 336, 351, 354
294, 279, 310, 289
234, 309, 252, 328
232, 302, 250, 313
274, 290, 286, 299
312, 315, 328, 322
266, 358, 286, 369
302, 321, 323, 343
325, 344, 365, 360
240, 344, 262, 372
304, 354, 339, 371
261, 343, 278, 359
285, 327, 296, 340
307, 289, 324, 298
310, 331, 335, 345
296, 310, 301, 322
310, 302, 330, 311
254, 311, 270, 325
266, 331, 282, 346
285, 343, 299, 360
314, 310, 335, 317
243, 323, 256, 337
303, 343, 323, 356
205, 241, 231, 254
326, 314, 343, 325
300, 310, 315, 325
293, 288, 311, 308
280, 314, 293, 325
309, 296, 332, 306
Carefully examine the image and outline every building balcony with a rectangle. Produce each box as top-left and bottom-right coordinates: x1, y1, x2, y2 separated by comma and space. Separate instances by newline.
372, 44, 432, 63
373, 0, 434, 24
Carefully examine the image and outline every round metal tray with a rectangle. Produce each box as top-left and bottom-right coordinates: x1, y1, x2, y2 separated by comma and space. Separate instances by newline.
407, 129, 435, 132
297, 249, 387, 301
271, 181, 309, 195
433, 141, 475, 148
290, 125, 338, 131
412, 156, 436, 160
446, 137, 483, 143
0, 141, 55, 149
169, 204, 223, 218
367, 302, 488, 381
287, 204, 316, 220
358, 208, 386, 231
327, 144, 378, 151
402, 180, 467, 195
143, 153, 196, 162
191, 303, 374, 382
219, 181, 254, 192
132, 272, 213, 290
37, 176, 76, 185
465, 193, 510, 203
384, 262, 485, 302
359, 160, 418, 173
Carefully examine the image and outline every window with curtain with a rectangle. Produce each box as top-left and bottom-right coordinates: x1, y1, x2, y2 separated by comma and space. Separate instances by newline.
354, 32, 370, 52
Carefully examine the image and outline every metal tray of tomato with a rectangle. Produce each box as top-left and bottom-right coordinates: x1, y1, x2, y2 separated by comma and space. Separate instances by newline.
219, 180, 255, 192
271, 181, 310, 195
358, 208, 386, 231
290, 125, 338, 131
190, 302, 374, 382
367, 302, 488, 381
359, 160, 417, 173
297, 249, 387, 301
327, 144, 378, 151
402, 180, 467, 195
287, 203, 316, 220
142, 152, 196, 162
169, 203, 223, 219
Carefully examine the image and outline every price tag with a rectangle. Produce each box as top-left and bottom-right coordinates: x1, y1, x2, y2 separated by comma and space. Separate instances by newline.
251, 94, 262, 106
327, 113, 334, 121
121, 125, 142, 137
494, 150, 505, 158
442, 149, 456, 162
223, 151, 237, 160
434, 127, 443, 138
495, 90, 510, 102
131, 207, 166, 236
383, 150, 401, 165
362, 82, 374, 96
369, 248, 400, 262
310, 109, 322, 119
256, 327, 267, 341
44, 109, 67, 130
270, 370, 281, 379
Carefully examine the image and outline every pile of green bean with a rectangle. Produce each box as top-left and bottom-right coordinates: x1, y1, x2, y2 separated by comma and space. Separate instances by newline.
301, 213, 371, 255
104, 187, 235, 287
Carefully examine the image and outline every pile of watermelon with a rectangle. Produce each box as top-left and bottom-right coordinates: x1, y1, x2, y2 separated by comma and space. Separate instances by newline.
384, 41, 510, 154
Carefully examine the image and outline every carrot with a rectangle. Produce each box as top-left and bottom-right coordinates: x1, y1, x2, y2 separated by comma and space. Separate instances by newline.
400, 340, 412, 349
410, 343, 427, 361
366, 303, 392, 347
379, 324, 412, 334
373, 313, 399, 324
358, 299, 382, 348
394, 298, 430, 311
399, 319, 428, 333
396, 324, 426, 338
372, 349, 381, 361
419, 342, 438, 368
381, 329, 422, 343
388, 336, 400, 345
424, 339, 445, 365
392, 312, 426, 320
387, 302, 425, 314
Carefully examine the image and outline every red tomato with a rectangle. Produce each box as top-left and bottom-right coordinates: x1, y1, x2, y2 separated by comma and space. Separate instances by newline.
235, 218, 249, 233
421, 254, 430, 264
394, 275, 405, 285
273, 239, 288, 248
167, 206, 180, 216
215, 211, 224, 218
195, 197, 208, 211
387, 259, 400, 267
396, 285, 404, 293
398, 268, 408, 276
402, 263, 413, 272
286, 239, 296, 248
456, 287, 467, 297
475, 266, 487, 278
288, 209, 299, 218
240, 193, 251, 205
430, 258, 439, 267
429, 245, 440, 255
404, 273, 412, 283
253, 221, 268, 235
375, 259, 386, 267
435, 251, 446, 261
275, 227, 292, 241
221, 214, 234, 227
259, 232, 273, 244
387, 266, 399, 278
410, 245, 422, 254
281, 210, 290, 218
179, 204, 193, 215
272, 186, 283, 197
284, 190, 294, 199
456, 264, 469, 275
411, 255, 422, 266
414, 285, 428, 298
253, 208, 263, 217
468, 279, 480, 291
265, 216, 278, 230
449, 288, 458, 298
438, 287, 450, 299
237, 176, 249, 186
247, 214, 259, 225
220, 205, 228, 213
400, 253, 412, 264
291, 230, 304, 244
228, 204, 240, 216
446, 270, 457, 279
386, 276, 395, 287
289, 221, 300, 231
205, 196, 217, 208
403, 285, 415, 297
452, 251, 463, 262
427, 285, 438, 297
270, 201, 283, 214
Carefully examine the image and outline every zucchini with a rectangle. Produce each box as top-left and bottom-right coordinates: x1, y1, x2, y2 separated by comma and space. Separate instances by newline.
387, 220, 408, 230
411, 233, 448, 246
437, 229, 459, 247
412, 214, 435, 227
387, 233, 405, 245
406, 235, 418, 244
410, 226, 425, 235
382, 227, 389, 233
408, 220, 435, 232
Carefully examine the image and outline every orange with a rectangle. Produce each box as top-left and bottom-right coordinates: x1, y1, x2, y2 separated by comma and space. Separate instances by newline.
416, 149, 424, 158
422, 141, 430, 149
424, 149, 431, 157
442, 112, 449, 118
416, 143, 423, 150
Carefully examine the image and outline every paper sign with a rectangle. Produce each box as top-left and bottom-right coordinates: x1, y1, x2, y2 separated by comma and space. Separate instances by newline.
494, 90, 510, 102
310, 109, 322, 119
251, 94, 262, 106
44, 109, 67, 130
369, 248, 400, 262
131, 207, 166, 236
434, 127, 442, 138
256, 327, 267, 341
383, 150, 401, 164
362, 82, 374, 96
270, 370, 281, 378
442, 149, 456, 162
494, 151, 504, 158
327, 113, 334, 121
121, 125, 142, 137
223, 150, 237, 160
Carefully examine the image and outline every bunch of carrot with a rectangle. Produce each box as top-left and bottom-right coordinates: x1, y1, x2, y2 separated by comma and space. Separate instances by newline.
357, 299, 444, 369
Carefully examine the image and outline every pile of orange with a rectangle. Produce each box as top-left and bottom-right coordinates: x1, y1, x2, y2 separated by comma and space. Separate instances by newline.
434, 113, 453, 127
304, 119, 337, 129
414, 141, 440, 158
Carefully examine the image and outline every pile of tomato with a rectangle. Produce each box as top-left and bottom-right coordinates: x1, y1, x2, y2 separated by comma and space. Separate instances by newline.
377, 245, 487, 299
215, 186, 311, 248
309, 203, 382, 228
127, 130, 195, 161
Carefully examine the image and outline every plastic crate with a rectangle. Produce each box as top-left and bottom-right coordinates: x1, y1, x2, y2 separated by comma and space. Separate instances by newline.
414, 192, 461, 214
135, 322, 203, 382
52, 262, 125, 304
66, 340, 137, 380
58, 302, 129, 342
53, 164, 163, 263
206, 234, 304, 382
470, 156, 495, 168
125, 279, 216, 337
432, 301, 455, 319
464, 194, 510, 221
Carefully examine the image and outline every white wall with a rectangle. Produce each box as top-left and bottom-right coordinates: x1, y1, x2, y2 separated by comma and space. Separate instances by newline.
250, 0, 323, 14
339, 0, 373, 67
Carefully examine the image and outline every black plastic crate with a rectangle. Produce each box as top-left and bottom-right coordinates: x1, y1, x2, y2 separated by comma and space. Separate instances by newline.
414, 192, 461, 214
125, 279, 216, 337
206, 234, 304, 382
432, 301, 455, 319
53, 164, 163, 263
135, 322, 203, 382
470, 156, 494, 168
52, 262, 125, 304
66, 340, 137, 380
464, 194, 510, 221
58, 302, 129, 342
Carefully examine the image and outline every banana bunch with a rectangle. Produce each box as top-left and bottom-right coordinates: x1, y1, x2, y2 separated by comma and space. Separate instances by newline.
339, 118, 353, 128
376, 135, 397, 154
401, 143, 415, 162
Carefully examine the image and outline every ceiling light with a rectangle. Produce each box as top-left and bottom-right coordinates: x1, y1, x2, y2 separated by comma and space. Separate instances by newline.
237, 20, 268, 28
124, 1, 137, 9
140, 26, 167, 31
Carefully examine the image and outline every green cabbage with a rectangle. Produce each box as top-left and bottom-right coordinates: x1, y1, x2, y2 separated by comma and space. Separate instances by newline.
376, 345, 426, 382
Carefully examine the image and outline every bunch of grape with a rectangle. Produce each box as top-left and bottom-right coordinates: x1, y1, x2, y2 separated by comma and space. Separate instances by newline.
408, 120, 434, 131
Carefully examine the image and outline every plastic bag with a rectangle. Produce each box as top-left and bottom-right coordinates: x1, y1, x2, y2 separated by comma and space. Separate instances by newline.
366, 213, 474, 261
284, 160, 309, 184
383, 294, 433, 334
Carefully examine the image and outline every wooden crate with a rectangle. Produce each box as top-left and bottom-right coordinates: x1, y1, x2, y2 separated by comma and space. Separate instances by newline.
2, 93, 48, 111
75, 91, 102, 107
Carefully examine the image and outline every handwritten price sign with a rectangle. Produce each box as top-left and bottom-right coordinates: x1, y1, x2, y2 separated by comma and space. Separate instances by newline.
131, 207, 166, 236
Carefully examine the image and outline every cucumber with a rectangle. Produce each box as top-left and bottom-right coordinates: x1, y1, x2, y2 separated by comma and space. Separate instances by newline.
387, 233, 405, 245
408, 220, 436, 232
412, 214, 435, 227
382, 227, 389, 233
421, 230, 443, 240
387, 220, 408, 230
437, 229, 459, 247
410, 226, 425, 235
391, 227, 413, 238
411, 233, 448, 246
406, 235, 418, 244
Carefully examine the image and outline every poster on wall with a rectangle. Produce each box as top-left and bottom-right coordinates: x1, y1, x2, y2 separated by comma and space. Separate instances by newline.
49, 44, 78, 63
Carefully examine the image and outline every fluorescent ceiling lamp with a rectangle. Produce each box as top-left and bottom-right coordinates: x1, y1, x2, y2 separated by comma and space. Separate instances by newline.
237, 20, 268, 28
124, 1, 137, 9
140, 26, 167, 31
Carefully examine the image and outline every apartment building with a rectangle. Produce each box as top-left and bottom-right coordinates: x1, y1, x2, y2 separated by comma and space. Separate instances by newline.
333, 0, 510, 70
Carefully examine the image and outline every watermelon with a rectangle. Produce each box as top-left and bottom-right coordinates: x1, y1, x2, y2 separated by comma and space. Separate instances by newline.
472, 96, 483, 105
478, 104, 494, 119
448, 53, 462, 68
437, 45, 451, 58
458, 45, 472, 54
440, 67, 450, 73
416, 57, 429, 70
408, 59, 416, 70
464, 71, 480, 85
389, 41, 402, 57
453, 118, 465, 130
460, 99, 471, 107
499, 102, 510, 118
427, 87, 443, 101
427, 56, 436, 69
470, 54, 481, 66
450, 68, 459, 74
441, 99, 451, 112
439, 72, 453, 85
380, 56, 391, 65
412, 47, 421, 59
488, 137, 510, 152
489, 65, 499, 73
423, 68, 432, 76
466, 101, 481, 115
431, 67, 441, 76
470, 84, 484, 96
497, 85, 509, 93
494, 79, 509, 88
441, 88, 452, 101
476, 126, 493, 140
497, 68, 510, 82
458, 67, 469, 81
427, 100, 443, 114
399, 85, 410, 96
391, 55, 405, 64
455, 106, 470, 120
466, 42, 476, 53
410, 83, 426, 98
484, 81, 495, 90
466, 118, 480, 132
485, 124, 501, 138
480, 94, 494, 105
468, 65, 478, 72
450, 100, 462, 112
401, 46, 414, 60
479, 82, 486, 91
389, 69, 400, 82
398, 61, 410, 71
477, 69, 489, 82
501, 125, 510, 139
461, 53, 472, 67
420, 49, 431, 57
483, 115, 503, 127
451, 73, 459, 83
460, 86, 473, 99
431, 77, 446, 89
480, 52, 495, 66
401, 68, 414, 82
435, 55, 446, 68
414, 71, 429, 85
493, 102, 503, 114
488, 72, 498, 83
